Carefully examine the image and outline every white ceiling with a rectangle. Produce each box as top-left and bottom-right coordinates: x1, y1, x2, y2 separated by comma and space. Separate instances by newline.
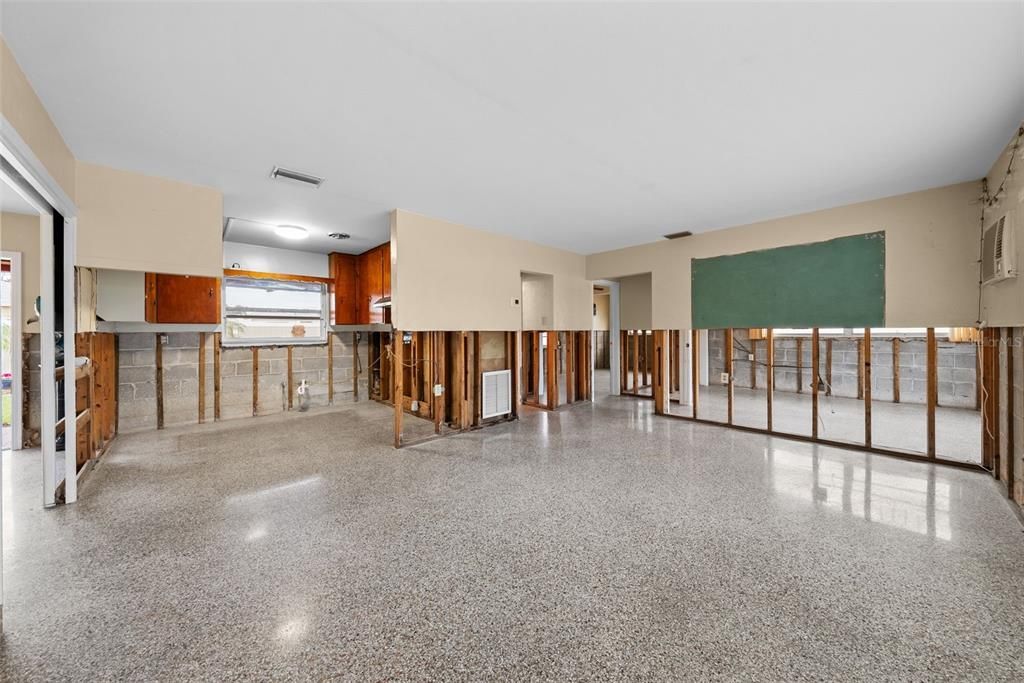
2, 2, 1023, 255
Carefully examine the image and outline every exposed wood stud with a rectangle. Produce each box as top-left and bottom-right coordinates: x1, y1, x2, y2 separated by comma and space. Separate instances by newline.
927, 328, 937, 458
795, 337, 803, 394
620, 330, 627, 393
252, 347, 259, 417
155, 334, 164, 430
287, 346, 294, 410
750, 338, 757, 390
473, 332, 482, 426
632, 331, 640, 395
1006, 327, 1014, 499
327, 333, 334, 403
198, 332, 206, 424
892, 338, 901, 403
856, 338, 865, 401
825, 339, 833, 396
547, 331, 558, 410
393, 331, 403, 447
766, 329, 774, 432
353, 332, 360, 401
864, 328, 872, 448
511, 332, 521, 416
811, 329, 820, 439
691, 329, 700, 419
725, 328, 734, 425
213, 333, 222, 420
653, 330, 668, 414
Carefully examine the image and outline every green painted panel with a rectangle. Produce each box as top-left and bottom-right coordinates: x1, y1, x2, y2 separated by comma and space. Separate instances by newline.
691, 232, 885, 329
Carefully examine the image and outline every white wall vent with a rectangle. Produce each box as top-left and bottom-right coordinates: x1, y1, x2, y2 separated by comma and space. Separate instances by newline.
982, 212, 1016, 285
481, 370, 512, 419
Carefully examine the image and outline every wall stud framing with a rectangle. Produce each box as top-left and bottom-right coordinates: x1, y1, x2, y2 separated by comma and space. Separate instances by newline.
155, 334, 165, 430
632, 332, 640, 394
691, 329, 700, 419
811, 329, 820, 439
795, 337, 803, 394
287, 346, 294, 410
1006, 327, 1015, 498
864, 328, 872, 448
393, 331, 404, 447
892, 338, 901, 403
750, 338, 757, 390
546, 332, 558, 410
856, 338, 865, 401
725, 328, 734, 424
198, 332, 206, 423
327, 333, 335, 404
213, 332, 222, 420
252, 347, 259, 417
766, 329, 774, 432
825, 339, 833, 396
927, 328, 937, 458
566, 332, 576, 404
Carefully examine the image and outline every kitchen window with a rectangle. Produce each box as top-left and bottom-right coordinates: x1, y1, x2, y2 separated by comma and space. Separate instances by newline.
222, 276, 328, 346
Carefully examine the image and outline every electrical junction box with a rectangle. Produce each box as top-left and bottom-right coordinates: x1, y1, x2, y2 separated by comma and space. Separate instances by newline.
433, 384, 444, 397
748, 353, 754, 361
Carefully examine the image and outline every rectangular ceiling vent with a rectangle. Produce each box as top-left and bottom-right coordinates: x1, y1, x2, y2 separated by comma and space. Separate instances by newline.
481, 370, 512, 419
270, 166, 324, 188
663, 230, 693, 240
982, 213, 1016, 286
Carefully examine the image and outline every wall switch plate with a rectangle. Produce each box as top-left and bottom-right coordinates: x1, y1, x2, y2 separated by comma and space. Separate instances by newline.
720, 372, 730, 384
747, 353, 754, 361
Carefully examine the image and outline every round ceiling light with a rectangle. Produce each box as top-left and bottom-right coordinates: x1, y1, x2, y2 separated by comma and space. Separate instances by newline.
328, 232, 351, 240
274, 224, 308, 240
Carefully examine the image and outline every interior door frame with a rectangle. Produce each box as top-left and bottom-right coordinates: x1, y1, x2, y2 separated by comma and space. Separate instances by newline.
2, 250, 24, 450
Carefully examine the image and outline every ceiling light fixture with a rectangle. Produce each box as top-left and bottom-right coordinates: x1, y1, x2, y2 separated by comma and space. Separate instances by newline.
327, 232, 351, 240
274, 224, 309, 240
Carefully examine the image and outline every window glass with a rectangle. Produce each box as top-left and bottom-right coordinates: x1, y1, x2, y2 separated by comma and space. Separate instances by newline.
223, 277, 327, 345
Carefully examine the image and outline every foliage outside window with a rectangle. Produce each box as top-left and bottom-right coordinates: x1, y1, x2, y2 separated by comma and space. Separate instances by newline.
223, 276, 327, 346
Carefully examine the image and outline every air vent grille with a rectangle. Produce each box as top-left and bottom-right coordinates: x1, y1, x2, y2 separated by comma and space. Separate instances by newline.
663, 230, 693, 240
481, 370, 512, 419
270, 166, 324, 188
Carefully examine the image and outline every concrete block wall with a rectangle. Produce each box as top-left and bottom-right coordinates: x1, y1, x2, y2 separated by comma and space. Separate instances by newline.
707, 331, 978, 408
117, 332, 369, 434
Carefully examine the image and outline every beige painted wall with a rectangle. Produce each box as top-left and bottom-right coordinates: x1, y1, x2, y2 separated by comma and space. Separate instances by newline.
0, 211, 41, 334
593, 292, 610, 331
76, 161, 223, 277
521, 272, 554, 330
618, 273, 653, 330
391, 210, 592, 331
0, 37, 76, 201
980, 126, 1024, 326
588, 182, 981, 329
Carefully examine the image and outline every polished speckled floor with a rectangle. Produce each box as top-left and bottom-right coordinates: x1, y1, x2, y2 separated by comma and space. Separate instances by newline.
2, 394, 1023, 680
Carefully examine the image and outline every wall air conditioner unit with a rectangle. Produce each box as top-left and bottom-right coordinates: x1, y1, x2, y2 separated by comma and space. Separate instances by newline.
481, 370, 512, 419
981, 212, 1016, 286
978, 215, 1019, 286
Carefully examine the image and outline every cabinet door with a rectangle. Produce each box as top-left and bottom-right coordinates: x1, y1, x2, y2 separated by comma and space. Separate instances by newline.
154, 274, 221, 323
330, 253, 358, 324
363, 247, 384, 324
381, 242, 391, 298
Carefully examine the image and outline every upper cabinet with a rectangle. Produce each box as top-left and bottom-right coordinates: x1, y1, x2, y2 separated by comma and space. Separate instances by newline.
144, 273, 221, 324
331, 242, 390, 325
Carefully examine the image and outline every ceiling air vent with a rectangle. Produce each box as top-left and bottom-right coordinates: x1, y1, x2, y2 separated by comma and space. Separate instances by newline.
270, 166, 325, 188
663, 230, 693, 240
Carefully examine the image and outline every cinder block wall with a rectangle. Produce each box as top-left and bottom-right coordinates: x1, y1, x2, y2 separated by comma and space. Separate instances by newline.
118, 332, 370, 433
708, 330, 978, 408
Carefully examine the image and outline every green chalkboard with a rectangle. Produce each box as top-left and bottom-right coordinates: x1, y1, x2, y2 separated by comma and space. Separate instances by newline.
691, 232, 885, 329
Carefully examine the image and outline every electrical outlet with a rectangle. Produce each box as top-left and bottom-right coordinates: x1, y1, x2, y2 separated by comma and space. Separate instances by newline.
747, 353, 754, 362
720, 372, 730, 384
433, 384, 444, 396
411, 400, 419, 412
160, 334, 169, 344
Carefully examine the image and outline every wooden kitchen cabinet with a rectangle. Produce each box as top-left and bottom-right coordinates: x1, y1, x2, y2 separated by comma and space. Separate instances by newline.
145, 273, 221, 324
329, 253, 358, 324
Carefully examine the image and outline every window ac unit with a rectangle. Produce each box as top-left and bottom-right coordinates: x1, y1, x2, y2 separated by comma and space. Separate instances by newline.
982, 213, 1016, 285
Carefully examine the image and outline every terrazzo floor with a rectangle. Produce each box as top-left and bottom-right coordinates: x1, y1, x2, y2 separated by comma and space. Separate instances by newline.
1, 394, 1023, 680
